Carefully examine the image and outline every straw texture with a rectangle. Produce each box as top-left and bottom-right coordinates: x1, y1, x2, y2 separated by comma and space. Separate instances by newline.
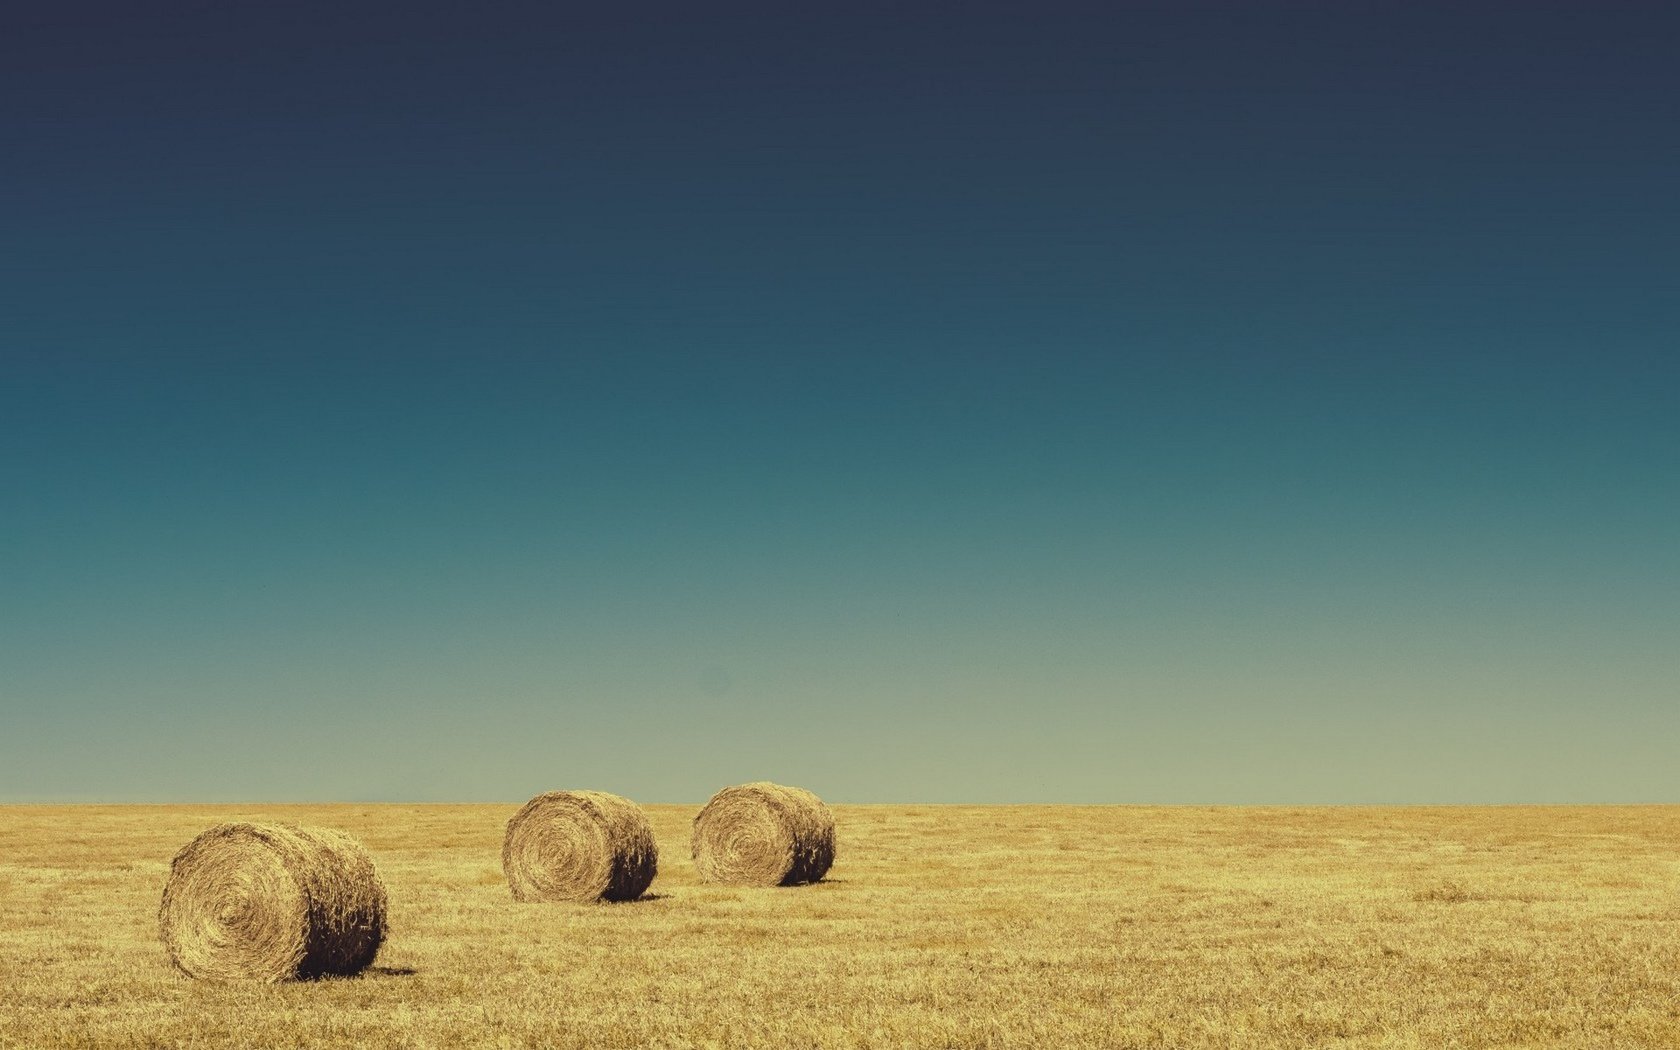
158, 822, 386, 982
691, 782, 835, 886
502, 790, 658, 902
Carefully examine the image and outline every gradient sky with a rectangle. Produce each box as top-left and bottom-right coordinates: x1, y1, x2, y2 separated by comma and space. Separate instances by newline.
2, 3, 1676, 803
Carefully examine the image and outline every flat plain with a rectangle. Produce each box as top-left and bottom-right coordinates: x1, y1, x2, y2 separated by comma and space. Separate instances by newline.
2, 804, 1678, 1049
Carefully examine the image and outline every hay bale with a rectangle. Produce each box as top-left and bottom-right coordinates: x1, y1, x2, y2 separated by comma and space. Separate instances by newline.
501, 790, 658, 902
158, 822, 387, 982
691, 782, 835, 886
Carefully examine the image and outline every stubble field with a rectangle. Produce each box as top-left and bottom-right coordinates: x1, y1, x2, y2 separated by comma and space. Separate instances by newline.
2, 804, 1678, 1048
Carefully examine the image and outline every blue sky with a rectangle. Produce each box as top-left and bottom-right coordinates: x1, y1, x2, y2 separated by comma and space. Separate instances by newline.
2, 3, 1676, 801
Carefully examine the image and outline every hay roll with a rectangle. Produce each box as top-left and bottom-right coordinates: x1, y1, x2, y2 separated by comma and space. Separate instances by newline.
502, 791, 658, 902
158, 822, 386, 982
691, 782, 835, 886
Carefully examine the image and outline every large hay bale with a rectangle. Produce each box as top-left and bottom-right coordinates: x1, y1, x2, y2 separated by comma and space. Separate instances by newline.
158, 822, 387, 982
502, 790, 658, 902
691, 782, 835, 886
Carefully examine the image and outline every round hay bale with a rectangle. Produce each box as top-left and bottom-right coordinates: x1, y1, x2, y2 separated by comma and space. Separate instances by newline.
158, 822, 387, 982
501, 790, 658, 902
691, 782, 835, 886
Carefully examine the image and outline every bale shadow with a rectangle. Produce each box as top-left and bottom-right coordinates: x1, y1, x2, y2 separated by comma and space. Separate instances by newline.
363, 966, 419, 978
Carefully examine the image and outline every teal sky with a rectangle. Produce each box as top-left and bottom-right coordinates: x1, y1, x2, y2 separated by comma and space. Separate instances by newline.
2, 3, 1676, 802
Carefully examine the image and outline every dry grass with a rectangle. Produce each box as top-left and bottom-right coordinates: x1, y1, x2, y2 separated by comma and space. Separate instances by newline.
3, 804, 1679, 1048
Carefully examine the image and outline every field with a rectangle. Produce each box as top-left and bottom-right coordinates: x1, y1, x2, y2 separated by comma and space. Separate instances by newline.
2, 805, 1679, 1048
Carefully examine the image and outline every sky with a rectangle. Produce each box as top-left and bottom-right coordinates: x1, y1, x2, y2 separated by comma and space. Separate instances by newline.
2, 2, 1676, 803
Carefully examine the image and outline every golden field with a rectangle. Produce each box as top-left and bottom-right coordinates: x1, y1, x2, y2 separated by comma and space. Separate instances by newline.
2, 804, 1678, 1049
